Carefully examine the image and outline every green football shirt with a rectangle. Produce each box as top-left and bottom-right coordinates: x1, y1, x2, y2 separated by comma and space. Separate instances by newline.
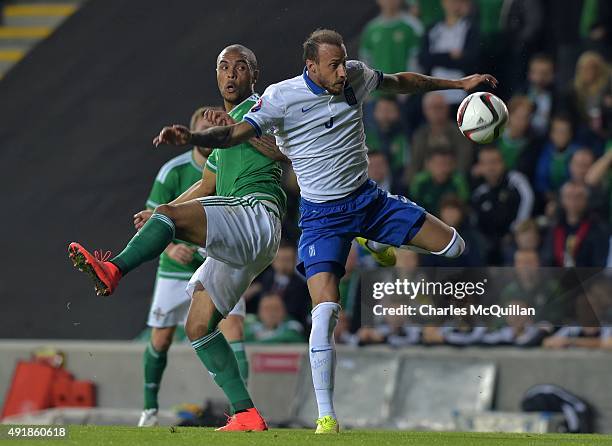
205, 94, 287, 219
359, 13, 423, 74
147, 151, 205, 279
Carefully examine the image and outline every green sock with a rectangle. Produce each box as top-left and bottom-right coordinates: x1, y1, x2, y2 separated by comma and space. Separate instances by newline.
143, 342, 168, 410
192, 330, 254, 413
230, 341, 249, 386
111, 213, 175, 275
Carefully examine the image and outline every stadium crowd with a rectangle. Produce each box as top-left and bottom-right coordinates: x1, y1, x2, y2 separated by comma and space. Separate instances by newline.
143, 0, 612, 350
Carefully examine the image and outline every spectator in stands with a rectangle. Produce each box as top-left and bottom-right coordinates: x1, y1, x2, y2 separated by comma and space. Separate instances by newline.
358, 301, 422, 347
360, 0, 424, 75
250, 241, 311, 329
407, 0, 444, 29
495, 95, 541, 180
472, 145, 534, 264
522, 54, 557, 137
481, 299, 550, 347
543, 321, 609, 349
244, 293, 305, 343
563, 51, 612, 150
420, 196, 483, 267
546, 0, 608, 89
569, 148, 596, 185
407, 92, 473, 183
499, 0, 544, 93
367, 151, 394, 193
410, 147, 470, 216
534, 115, 580, 196
542, 181, 609, 267
500, 250, 567, 323
365, 96, 410, 181
502, 218, 542, 265
585, 144, 612, 222
419, 0, 480, 110
360, 0, 425, 128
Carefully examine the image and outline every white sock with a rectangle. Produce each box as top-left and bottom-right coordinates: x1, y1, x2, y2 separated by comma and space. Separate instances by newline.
366, 240, 391, 253
400, 228, 465, 258
309, 301, 340, 419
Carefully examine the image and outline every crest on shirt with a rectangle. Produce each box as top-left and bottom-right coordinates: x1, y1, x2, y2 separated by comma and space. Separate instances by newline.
250, 97, 263, 113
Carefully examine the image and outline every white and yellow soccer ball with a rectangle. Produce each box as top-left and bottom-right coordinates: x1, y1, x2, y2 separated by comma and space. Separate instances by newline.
457, 92, 508, 144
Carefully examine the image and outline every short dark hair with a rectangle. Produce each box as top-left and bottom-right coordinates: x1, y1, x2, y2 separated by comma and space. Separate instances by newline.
530, 53, 554, 66
426, 146, 455, 160
303, 29, 344, 63
477, 144, 502, 158
217, 44, 258, 71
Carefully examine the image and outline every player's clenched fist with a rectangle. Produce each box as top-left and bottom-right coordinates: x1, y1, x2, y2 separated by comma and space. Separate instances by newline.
153, 124, 191, 147
133, 209, 153, 231
203, 109, 235, 126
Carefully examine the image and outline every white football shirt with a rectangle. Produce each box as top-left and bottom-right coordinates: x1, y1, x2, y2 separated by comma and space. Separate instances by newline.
243, 60, 383, 202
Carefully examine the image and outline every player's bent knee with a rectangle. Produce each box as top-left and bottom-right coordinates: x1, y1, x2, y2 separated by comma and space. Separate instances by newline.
154, 203, 177, 220
220, 316, 244, 342
185, 320, 210, 342
151, 335, 172, 352
433, 228, 465, 258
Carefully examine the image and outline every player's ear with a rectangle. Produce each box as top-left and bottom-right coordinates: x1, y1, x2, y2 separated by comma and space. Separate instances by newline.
252, 68, 259, 85
306, 59, 317, 75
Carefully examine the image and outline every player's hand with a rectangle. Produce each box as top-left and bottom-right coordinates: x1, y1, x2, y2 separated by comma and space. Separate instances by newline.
134, 210, 153, 231
203, 109, 236, 126
165, 243, 196, 265
459, 74, 498, 91
153, 125, 191, 147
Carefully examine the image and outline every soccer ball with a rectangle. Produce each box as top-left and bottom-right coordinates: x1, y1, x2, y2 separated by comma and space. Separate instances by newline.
457, 92, 508, 144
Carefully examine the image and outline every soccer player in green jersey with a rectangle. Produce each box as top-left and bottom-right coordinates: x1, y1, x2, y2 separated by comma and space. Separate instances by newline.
138, 107, 251, 427
69, 44, 286, 431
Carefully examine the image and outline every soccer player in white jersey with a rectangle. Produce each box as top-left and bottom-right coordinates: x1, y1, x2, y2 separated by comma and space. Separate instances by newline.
154, 29, 498, 434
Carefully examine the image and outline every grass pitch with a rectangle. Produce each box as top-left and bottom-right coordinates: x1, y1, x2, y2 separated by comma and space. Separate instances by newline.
2, 426, 612, 446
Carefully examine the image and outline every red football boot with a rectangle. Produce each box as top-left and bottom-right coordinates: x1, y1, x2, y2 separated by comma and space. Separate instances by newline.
68, 242, 122, 296
215, 408, 268, 432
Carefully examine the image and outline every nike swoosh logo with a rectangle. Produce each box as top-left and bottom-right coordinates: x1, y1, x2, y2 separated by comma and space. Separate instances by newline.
310, 347, 333, 353
302, 104, 317, 113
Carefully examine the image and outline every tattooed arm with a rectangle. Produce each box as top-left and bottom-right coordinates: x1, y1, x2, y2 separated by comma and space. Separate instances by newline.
153, 121, 255, 149
379, 72, 498, 95
248, 134, 290, 163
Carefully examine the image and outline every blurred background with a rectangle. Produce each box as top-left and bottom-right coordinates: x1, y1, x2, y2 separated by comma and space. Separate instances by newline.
0, 0, 611, 434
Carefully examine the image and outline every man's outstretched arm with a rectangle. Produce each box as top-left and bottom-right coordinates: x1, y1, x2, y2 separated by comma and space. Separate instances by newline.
153, 120, 256, 149
379, 72, 498, 95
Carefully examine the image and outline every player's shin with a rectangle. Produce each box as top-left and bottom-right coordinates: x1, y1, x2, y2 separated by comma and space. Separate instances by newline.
191, 310, 254, 413
143, 342, 167, 410
230, 341, 249, 385
309, 302, 341, 419
111, 213, 176, 274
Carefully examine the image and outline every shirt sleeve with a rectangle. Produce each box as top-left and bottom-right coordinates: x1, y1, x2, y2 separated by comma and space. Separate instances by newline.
348, 59, 384, 95
242, 85, 285, 137
205, 149, 218, 174
146, 169, 177, 209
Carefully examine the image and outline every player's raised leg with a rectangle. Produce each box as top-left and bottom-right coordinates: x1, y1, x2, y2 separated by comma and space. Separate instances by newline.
185, 286, 266, 432
68, 200, 207, 296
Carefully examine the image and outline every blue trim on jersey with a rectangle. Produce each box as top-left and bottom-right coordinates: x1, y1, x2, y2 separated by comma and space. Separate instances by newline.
375, 70, 384, 89
303, 67, 326, 95
243, 116, 262, 137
